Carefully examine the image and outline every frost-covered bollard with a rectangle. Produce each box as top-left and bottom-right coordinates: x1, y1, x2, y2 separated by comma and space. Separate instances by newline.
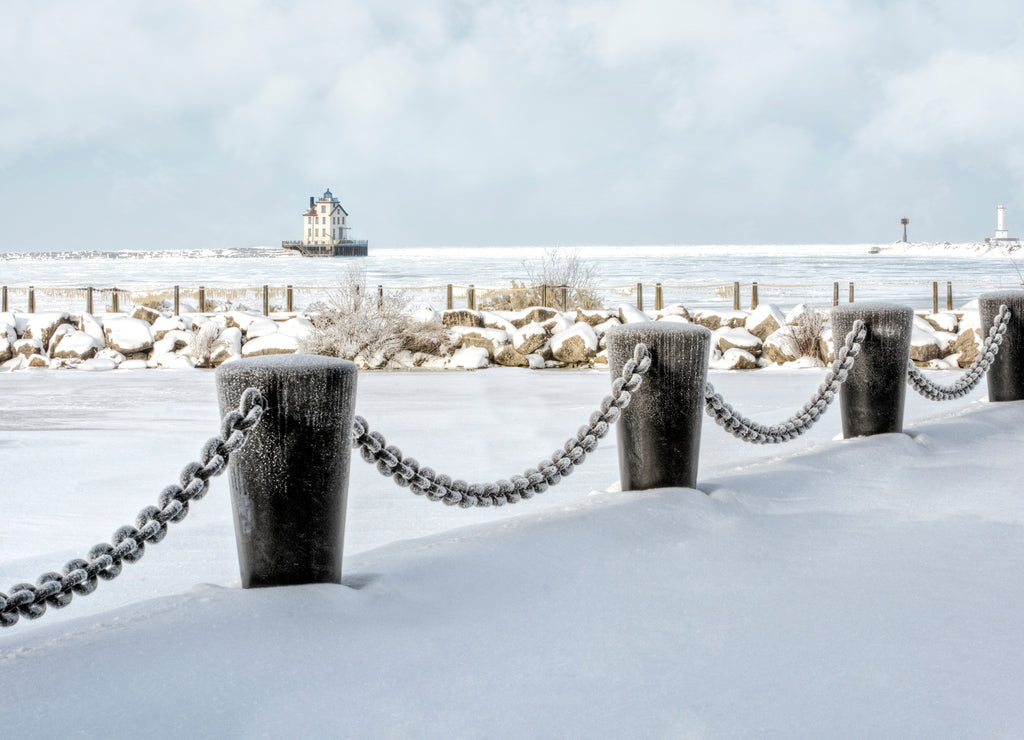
216, 355, 357, 588
831, 303, 913, 438
980, 291, 1024, 402
607, 322, 710, 490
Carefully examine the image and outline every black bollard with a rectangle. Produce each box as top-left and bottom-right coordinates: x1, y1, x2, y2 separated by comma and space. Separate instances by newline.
216, 355, 357, 588
831, 302, 913, 438
979, 290, 1024, 401
607, 322, 710, 491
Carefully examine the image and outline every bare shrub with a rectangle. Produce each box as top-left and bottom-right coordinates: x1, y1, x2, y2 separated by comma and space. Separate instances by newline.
301, 266, 453, 366
782, 306, 829, 362
480, 249, 602, 311
185, 321, 221, 368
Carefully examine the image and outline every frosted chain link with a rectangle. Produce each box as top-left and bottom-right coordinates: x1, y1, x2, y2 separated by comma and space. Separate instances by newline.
704, 320, 867, 444
0, 388, 267, 629
352, 344, 652, 507
906, 305, 1010, 401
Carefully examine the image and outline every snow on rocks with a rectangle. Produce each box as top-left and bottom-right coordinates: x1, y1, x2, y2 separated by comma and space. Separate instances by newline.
446, 346, 491, 369
512, 322, 548, 355
695, 309, 748, 330
52, 330, 103, 361
449, 326, 511, 359
763, 328, 800, 364
103, 317, 155, 355
0, 336, 11, 364
23, 312, 72, 346
745, 304, 786, 340
710, 348, 759, 370
617, 304, 650, 324
241, 333, 300, 358
442, 309, 483, 328
713, 327, 762, 356
550, 322, 599, 364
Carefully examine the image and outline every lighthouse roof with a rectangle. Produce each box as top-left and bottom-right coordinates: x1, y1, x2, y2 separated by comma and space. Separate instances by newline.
320, 188, 340, 204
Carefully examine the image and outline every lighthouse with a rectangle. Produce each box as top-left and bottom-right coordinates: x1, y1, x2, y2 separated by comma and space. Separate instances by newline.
986, 205, 1019, 245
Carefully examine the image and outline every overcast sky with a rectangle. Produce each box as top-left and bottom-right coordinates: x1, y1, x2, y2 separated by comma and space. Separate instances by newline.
2, 0, 1022, 251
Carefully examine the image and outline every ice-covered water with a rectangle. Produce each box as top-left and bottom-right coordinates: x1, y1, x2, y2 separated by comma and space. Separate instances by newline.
2, 242, 1022, 312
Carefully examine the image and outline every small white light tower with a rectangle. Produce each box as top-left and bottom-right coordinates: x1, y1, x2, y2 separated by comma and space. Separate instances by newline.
986, 205, 1019, 244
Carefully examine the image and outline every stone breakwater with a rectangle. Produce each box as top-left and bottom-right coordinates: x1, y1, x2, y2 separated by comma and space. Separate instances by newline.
0, 299, 986, 373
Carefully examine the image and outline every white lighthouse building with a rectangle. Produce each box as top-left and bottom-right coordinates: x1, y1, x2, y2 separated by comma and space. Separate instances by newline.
283, 188, 368, 256
985, 205, 1019, 245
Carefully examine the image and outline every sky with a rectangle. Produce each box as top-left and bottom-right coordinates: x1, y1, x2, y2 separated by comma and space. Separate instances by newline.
1, 0, 1023, 252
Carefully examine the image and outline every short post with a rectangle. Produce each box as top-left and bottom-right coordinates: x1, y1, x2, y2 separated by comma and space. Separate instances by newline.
848, 282, 855, 303
446, 284, 453, 311
750, 282, 759, 310
28, 286, 35, 314
85, 287, 93, 315
1, 285, 7, 313
831, 303, 914, 438
286, 285, 294, 313
216, 355, 357, 587
111, 290, 119, 314
833, 282, 839, 307
607, 322, 710, 490
655, 283, 664, 311
733, 281, 740, 310
173, 285, 180, 316
932, 282, 938, 314
468, 284, 476, 310
377, 284, 384, 309
636, 282, 644, 312
198, 286, 206, 313
262, 285, 270, 316
946, 282, 953, 311
541, 284, 549, 307
560, 284, 568, 311
979, 291, 1024, 401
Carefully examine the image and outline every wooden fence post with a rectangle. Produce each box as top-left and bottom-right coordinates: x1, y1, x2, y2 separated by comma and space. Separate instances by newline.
848, 282, 855, 303
174, 285, 180, 316
559, 284, 568, 311
541, 284, 549, 307
198, 286, 206, 313
262, 285, 270, 316
377, 284, 384, 309
932, 282, 938, 314
111, 289, 119, 314
636, 282, 644, 312
750, 282, 759, 310
1, 285, 6, 313
946, 282, 953, 311
833, 282, 839, 307
28, 286, 35, 314
286, 285, 294, 313
446, 284, 453, 311
733, 281, 740, 310
655, 283, 663, 311
86, 287, 93, 315
468, 284, 476, 310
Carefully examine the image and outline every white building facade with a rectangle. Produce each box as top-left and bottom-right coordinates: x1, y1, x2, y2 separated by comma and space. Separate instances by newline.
303, 188, 349, 245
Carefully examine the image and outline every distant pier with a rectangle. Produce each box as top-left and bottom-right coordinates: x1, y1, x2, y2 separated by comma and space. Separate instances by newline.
281, 240, 368, 257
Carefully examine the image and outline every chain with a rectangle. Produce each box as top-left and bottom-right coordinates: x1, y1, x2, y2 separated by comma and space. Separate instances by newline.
906, 305, 1011, 401
0, 387, 267, 629
704, 320, 867, 443
352, 343, 652, 507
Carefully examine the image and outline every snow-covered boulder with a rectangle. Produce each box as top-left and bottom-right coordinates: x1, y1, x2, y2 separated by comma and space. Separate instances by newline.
1, 319, 15, 343
245, 317, 279, 340
52, 330, 103, 361
80, 313, 106, 348
152, 315, 189, 341
23, 312, 71, 346
591, 349, 608, 367
225, 311, 262, 332
446, 346, 490, 369
714, 327, 762, 356
512, 322, 548, 355
654, 304, 691, 321
656, 315, 689, 324
241, 333, 299, 358
211, 327, 244, 366
550, 322, 599, 364
0, 337, 11, 364
1, 312, 29, 337
593, 317, 622, 337
157, 354, 196, 369
952, 329, 980, 367
103, 317, 155, 355
745, 304, 786, 340
27, 355, 49, 368
117, 359, 150, 370
97, 348, 126, 365
542, 314, 574, 335
14, 338, 43, 358
512, 307, 558, 328
573, 309, 612, 327
130, 305, 165, 324
152, 330, 191, 360
617, 304, 650, 324
450, 326, 510, 359
46, 323, 77, 354
710, 348, 758, 370
1, 355, 28, 371
909, 327, 943, 363
278, 317, 314, 341
494, 344, 531, 368
480, 312, 517, 334
442, 309, 483, 328
78, 357, 119, 372
411, 305, 440, 325
922, 311, 958, 333
763, 328, 800, 364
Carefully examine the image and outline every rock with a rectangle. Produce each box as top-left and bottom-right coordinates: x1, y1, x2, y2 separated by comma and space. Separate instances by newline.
245, 317, 279, 339
241, 333, 300, 358
550, 322, 599, 364
593, 317, 622, 337
27, 355, 50, 368
411, 305, 440, 325
1, 320, 15, 343
785, 304, 825, 325
52, 330, 102, 361
480, 312, 517, 334
446, 346, 491, 369
80, 313, 106, 347
923, 311, 958, 333
513, 307, 558, 328
225, 311, 262, 332
494, 344, 531, 367
591, 349, 608, 367
442, 309, 484, 328
211, 327, 244, 367
710, 348, 758, 370
152, 330, 191, 359
745, 304, 786, 340
98, 348, 126, 364
23, 312, 72, 347
156, 354, 196, 369
450, 326, 511, 359
655, 304, 691, 321
152, 315, 188, 341
103, 317, 155, 354
763, 328, 800, 364
46, 323, 78, 354
512, 322, 548, 355
575, 309, 612, 327
14, 338, 43, 358
542, 314, 573, 335
1, 312, 29, 337
130, 305, 165, 324
278, 317, 315, 341
952, 329, 980, 367
714, 327, 762, 356
909, 327, 943, 363
617, 304, 650, 324
696, 309, 748, 330
118, 359, 150, 370
78, 357, 119, 372
0, 337, 11, 364
525, 354, 546, 369
657, 315, 689, 324
1, 355, 28, 372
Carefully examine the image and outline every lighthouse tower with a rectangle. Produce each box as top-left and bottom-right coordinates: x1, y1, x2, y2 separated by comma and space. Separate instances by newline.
986, 205, 1019, 245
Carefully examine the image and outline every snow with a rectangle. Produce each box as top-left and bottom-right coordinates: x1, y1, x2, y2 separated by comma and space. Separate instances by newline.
2, 368, 1024, 737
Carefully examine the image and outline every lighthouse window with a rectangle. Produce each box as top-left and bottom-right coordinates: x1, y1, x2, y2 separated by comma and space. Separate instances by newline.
320, 205, 326, 213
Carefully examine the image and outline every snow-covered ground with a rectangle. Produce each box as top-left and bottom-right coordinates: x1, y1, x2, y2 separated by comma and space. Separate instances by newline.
2, 367, 1023, 737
